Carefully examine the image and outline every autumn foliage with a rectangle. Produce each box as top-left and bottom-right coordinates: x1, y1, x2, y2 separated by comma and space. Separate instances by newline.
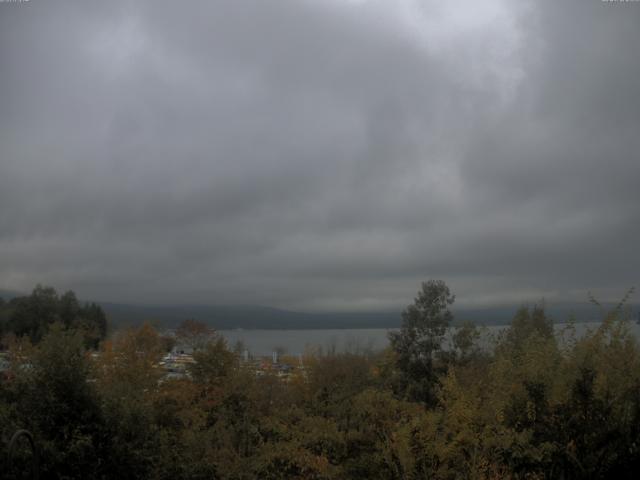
1, 283, 640, 478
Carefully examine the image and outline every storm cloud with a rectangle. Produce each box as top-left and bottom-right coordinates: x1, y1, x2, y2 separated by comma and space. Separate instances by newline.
1, 0, 639, 311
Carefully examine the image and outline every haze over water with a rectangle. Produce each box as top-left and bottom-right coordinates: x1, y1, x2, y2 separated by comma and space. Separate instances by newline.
219, 321, 640, 356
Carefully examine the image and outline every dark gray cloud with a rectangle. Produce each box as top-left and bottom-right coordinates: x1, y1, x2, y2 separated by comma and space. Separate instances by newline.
1, 0, 639, 310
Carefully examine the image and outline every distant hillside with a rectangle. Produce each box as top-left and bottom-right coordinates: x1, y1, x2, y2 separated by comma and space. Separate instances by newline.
100, 303, 401, 330
99, 300, 638, 330
0, 289, 23, 301
2, 286, 636, 329
452, 302, 635, 326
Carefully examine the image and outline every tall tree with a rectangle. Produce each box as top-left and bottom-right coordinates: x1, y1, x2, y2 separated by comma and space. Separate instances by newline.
9, 324, 104, 478
389, 279, 455, 405
175, 318, 215, 352
4, 285, 108, 347
7, 285, 60, 342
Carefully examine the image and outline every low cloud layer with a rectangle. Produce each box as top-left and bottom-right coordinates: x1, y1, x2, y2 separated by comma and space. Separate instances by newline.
1, 0, 639, 311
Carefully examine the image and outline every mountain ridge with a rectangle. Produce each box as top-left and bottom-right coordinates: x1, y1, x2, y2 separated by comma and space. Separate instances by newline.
99, 301, 636, 330
3, 289, 636, 329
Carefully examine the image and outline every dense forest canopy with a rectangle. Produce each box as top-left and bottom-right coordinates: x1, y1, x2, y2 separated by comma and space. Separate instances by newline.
0, 285, 107, 348
1, 281, 640, 479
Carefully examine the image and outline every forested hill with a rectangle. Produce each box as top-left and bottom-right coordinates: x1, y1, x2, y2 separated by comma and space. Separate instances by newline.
100, 303, 401, 329
99, 301, 630, 330
2, 288, 634, 330
0, 289, 21, 300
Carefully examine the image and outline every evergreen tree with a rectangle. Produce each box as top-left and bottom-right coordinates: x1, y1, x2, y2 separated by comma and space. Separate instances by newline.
388, 279, 455, 405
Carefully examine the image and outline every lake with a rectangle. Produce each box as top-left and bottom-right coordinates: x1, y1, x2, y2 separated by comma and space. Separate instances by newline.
218, 321, 640, 356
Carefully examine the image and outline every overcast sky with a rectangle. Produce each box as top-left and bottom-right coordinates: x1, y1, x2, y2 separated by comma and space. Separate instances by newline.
1, 0, 639, 311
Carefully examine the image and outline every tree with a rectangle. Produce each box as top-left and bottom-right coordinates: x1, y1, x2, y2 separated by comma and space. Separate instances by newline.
506, 305, 553, 348
9, 324, 104, 478
451, 320, 482, 364
0, 296, 7, 340
4, 285, 108, 347
94, 323, 165, 478
175, 318, 215, 353
388, 280, 455, 405
59, 290, 81, 328
7, 285, 60, 342
189, 336, 237, 385
77, 302, 108, 349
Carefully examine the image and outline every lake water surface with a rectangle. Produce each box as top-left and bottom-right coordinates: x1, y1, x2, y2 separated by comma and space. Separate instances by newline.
219, 321, 640, 356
